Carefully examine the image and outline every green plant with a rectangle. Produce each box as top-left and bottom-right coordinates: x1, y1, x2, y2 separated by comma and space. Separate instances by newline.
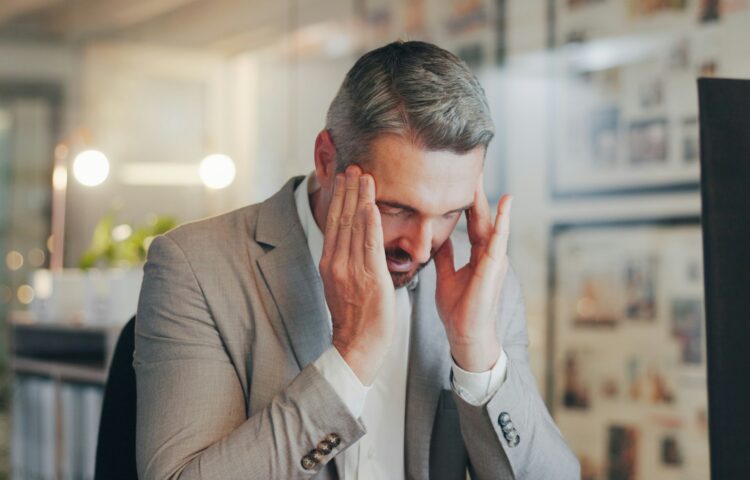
78, 213, 177, 269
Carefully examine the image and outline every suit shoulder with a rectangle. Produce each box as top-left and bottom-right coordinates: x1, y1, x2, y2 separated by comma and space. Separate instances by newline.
159, 203, 263, 258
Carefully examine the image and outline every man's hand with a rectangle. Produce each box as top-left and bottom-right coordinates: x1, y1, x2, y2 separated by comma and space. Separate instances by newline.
319, 165, 396, 386
434, 175, 513, 372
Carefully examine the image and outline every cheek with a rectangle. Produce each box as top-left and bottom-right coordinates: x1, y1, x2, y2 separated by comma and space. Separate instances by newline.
432, 218, 459, 246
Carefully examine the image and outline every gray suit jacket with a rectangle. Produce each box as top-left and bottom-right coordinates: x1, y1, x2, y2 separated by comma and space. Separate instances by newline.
134, 176, 580, 480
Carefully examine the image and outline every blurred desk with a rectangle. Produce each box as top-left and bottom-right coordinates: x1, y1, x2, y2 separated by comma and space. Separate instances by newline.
8, 310, 123, 480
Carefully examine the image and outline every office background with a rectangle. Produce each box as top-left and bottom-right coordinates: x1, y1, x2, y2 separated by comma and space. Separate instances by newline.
1, 0, 749, 479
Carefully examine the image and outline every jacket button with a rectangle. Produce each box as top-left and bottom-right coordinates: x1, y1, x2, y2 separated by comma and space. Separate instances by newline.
324, 433, 341, 448
509, 433, 521, 448
498, 412, 511, 427
317, 440, 333, 455
301, 454, 317, 470
501, 422, 514, 434
309, 449, 325, 463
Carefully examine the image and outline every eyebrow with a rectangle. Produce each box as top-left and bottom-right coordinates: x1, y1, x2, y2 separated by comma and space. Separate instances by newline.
376, 199, 473, 216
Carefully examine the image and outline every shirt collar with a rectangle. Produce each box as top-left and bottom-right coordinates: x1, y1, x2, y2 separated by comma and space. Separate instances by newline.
294, 171, 325, 270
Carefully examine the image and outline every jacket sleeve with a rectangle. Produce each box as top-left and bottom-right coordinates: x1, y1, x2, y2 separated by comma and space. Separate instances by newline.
134, 234, 366, 480
452, 263, 581, 480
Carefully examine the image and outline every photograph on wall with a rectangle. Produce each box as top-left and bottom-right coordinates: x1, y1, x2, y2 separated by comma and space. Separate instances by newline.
607, 424, 639, 480
549, 217, 709, 480
548, 1, 733, 197
670, 298, 704, 364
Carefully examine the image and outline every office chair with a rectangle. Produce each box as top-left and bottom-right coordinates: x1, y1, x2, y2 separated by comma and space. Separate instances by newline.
94, 315, 138, 480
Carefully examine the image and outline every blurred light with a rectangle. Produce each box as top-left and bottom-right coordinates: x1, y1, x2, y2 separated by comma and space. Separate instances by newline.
120, 163, 201, 186
6, 250, 23, 271
199, 154, 236, 189
73, 149, 110, 186
28, 248, 46, 267
112, 224, 133, 242
32, 270, 52, 300
17, 285, 34, 305
52, 164, 68, 190
47, 235, 54, 253
0, 285, 11, 304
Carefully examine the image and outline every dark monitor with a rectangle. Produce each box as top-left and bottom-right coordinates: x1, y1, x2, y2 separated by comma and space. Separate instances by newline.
698, 77, 750, 479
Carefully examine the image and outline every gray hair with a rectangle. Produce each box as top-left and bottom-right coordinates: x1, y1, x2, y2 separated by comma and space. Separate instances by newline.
325, 40, 495, 170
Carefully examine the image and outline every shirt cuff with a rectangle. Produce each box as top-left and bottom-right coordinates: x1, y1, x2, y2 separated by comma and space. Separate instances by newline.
313, 345, 370, 418
450, 348, 508, 406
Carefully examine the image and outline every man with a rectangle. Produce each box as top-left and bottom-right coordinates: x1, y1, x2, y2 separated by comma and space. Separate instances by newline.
135, 40, 579, 479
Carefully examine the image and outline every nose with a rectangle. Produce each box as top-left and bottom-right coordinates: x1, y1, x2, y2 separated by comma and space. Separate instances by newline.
404, 219, 433, 265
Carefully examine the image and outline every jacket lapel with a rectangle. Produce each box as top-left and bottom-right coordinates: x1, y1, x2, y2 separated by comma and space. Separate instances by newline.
405, 262, 452, 479
256, 178, 346, 478
254, 176, 332, 370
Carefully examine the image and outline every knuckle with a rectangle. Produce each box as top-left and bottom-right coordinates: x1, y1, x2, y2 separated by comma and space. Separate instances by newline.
340, 214, 353, 227
331, 263, 347, 281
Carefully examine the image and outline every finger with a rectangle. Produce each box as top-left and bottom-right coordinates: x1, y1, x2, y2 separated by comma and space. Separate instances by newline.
334, 165, 361, 265
351, 174, 373, 267
467, 174, 492, 247
486, 194, 513, 263
364, 200, 388, 278
321, 173, 345, 263
434, 237, 456, 282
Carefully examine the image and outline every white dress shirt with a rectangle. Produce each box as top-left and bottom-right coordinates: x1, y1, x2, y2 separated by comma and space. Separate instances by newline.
295, 172, 507, 479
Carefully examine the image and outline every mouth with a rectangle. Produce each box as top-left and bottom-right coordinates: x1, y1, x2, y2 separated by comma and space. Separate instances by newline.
386, 256, 414, 273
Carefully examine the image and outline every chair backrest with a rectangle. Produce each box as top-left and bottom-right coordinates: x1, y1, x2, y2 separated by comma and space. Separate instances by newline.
94, 316, 138, 480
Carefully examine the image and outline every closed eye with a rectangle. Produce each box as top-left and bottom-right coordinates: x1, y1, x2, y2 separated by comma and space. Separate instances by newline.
379, 205, 408, 217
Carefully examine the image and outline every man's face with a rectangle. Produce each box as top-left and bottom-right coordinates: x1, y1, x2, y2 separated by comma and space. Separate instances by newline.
361, 134, 485, 288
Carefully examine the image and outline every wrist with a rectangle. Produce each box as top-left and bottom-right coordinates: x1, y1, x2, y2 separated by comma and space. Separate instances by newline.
450, 339, 501, 372
334, 340, 386, 386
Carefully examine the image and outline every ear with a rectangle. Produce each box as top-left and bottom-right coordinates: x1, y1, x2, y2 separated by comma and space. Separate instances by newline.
314, 129, 338, 189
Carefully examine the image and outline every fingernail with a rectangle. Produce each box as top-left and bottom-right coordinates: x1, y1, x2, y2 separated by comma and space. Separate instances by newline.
359, 176, 367, 188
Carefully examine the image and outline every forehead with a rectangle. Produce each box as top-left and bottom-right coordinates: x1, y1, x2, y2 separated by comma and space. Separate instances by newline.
363, 134, 484, 214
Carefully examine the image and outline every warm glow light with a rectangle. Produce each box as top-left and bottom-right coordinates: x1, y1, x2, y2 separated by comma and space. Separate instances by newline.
53, 164, 68, 190
120, 163, 201, 186
199, 154, 236, 189
28, 248, 46, 267
17, 285, 34, 305
32, 270, 52, 300
5, 250, 23, 271
73, 149, 110, 186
